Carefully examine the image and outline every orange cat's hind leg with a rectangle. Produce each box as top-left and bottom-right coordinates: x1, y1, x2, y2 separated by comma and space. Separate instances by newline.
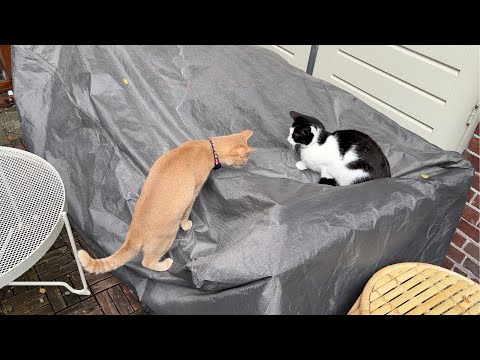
142, 255, 173, 272
142, 238, 175, 272
180, 200, 195, 231
180, 220, 192, 231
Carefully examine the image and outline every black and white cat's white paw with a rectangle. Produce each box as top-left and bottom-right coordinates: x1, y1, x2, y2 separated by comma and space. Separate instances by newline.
295, 161, 308, 170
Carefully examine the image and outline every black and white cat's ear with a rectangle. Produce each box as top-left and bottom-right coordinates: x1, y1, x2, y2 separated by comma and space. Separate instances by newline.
290, 111, 304, 120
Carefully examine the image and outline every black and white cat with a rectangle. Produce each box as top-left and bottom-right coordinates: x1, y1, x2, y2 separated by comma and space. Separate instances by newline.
287, 111, 391, 186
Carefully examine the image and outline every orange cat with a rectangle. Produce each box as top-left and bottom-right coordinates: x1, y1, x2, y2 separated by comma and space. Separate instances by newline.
78, 130, 255, 274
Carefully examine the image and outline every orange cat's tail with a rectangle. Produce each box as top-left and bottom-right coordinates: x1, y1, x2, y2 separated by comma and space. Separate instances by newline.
78, 242, 140, 274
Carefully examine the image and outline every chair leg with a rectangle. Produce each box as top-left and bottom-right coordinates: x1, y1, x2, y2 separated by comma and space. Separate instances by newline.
9, 212, 92, 296
61, 212, 91, 295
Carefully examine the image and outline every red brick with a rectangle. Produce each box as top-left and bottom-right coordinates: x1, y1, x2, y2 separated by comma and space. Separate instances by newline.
475, 124, 480, 136
472, 194, 480, 210
472, 174, 479, 191
452, 266, 468, 278
458, 218, 480, 242
464, 151, 480, 173
463, 258, 480, 278
464, 242, 480, 259
446, 245, 466, 264
452, 231, 467, 248
468, 136, 480, 154
461, 204, 480, 225
467, 189, 476, 202
441, 257, 454, 270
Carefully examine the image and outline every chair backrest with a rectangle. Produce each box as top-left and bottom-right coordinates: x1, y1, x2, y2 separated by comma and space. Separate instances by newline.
0, 146, 65, 275
348, 262, 480, 315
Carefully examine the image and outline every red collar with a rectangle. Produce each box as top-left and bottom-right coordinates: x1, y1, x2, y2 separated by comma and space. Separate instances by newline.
208, 139, 221, 170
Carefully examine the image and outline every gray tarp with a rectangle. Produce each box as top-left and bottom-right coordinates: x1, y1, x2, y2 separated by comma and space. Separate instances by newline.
12, 45, 473, 314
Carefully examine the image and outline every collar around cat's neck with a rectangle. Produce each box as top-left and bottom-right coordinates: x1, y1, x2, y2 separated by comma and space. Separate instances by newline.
208, 139, 222, 170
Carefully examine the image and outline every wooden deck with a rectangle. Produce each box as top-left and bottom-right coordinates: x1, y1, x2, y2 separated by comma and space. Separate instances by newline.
0, 129, 150, 315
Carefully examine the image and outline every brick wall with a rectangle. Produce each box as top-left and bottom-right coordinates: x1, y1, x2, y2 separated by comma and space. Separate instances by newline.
442, 123, 480, 283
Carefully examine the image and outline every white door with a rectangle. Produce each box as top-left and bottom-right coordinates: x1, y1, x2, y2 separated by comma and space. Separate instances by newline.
257, 45, 312, 72
312, 45, 479, 152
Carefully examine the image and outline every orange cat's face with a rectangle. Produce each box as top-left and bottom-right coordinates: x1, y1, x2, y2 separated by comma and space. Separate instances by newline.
214, 130, 256, 167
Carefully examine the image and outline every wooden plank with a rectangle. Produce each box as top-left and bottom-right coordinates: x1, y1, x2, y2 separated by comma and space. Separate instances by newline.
69, 241, 85, 256
108, 285, 133, 315
0, 45, 12, 80
19, 138, 28, 151
86, 271, 114, 285
37, 260, 78, 281
69, 270, 92, 299
45, 286, 67, 313
10, 268, 39, 295
56, 297, 103, 315
0, 95, 14, 107
34, 245, 70, 267
23, 267, 39, 281
72, 229, 85, 243
27, 304, 55, 315
60, 228, 69, 239
0, 287, 14, 302
119, 283, 144, 311
9, 295, 48, 315
95, 290, 120, 315
53, 233, 67, 249
2, 287, 42, 307
90, 276, 122, 294
9, 137, 25, 150
56, 275, 81, 307
11, 275, 29, 295
35, 253, 74, 275
0, 79, 12, 93
130, 307, 152, 315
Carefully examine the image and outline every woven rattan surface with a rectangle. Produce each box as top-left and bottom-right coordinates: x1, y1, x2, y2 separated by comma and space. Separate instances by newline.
348, 262, 480, 315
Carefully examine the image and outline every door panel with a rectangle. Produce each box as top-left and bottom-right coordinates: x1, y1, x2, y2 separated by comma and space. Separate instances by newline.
257, 45, 311, 72
340, 45, 458, 100
312, 45, 479, 151
402, 45, 470, 70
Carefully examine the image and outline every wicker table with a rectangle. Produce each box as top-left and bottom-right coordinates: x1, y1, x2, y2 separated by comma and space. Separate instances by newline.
348, 262, 480, 315
0, 146, 90, 295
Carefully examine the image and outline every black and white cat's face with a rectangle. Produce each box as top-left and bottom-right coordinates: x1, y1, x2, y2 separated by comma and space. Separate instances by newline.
287, 111, 324, 146
288, 124, 317, 146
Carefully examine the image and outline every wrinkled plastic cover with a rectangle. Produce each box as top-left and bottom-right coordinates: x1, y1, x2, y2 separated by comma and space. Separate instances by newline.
12, 45, 473, 314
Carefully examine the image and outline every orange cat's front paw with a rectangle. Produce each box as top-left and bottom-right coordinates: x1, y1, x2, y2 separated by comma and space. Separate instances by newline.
181, 220, 192, 231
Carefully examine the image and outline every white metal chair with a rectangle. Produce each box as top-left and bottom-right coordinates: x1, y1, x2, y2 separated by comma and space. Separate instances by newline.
0, 146, 90, 295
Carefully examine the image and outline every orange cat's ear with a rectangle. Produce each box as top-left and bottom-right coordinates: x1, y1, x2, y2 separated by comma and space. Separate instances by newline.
236, 145, 256, 155
239, 130, 254, 141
